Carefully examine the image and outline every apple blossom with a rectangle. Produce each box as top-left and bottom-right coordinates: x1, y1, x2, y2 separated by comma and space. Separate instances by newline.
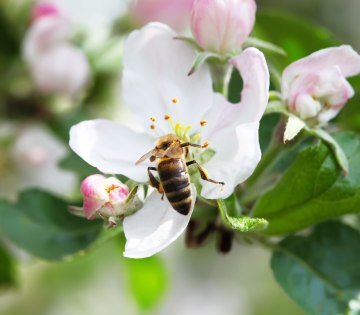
69, 23, 269, 258
80, 174, 129, 220
129, 0, 194, 32
23, 3, 90, 96
0, 123, 77, 200
190, 0, 256, 54
282, 45, 360, 124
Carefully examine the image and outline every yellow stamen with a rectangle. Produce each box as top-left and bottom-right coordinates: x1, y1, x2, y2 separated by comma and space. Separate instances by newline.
164, 114, 171, 120
202, 141, 209, 148
150, 116, 156, 122
200, 120, 208, 127
191, 134, 201, 142
150, 124, 156, 130
172, 98, 178, 104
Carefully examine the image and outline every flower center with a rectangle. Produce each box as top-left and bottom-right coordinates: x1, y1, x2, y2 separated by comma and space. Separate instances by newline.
147, 98, 216, 164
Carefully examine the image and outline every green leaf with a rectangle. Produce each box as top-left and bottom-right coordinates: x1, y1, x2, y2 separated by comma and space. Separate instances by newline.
271, 221, 360, 315
253, 132, 360, 235
244, 36, 287, 56
0, 190, 103, 260
0, 242, 15, 288
217, 199, 268, 232
125, 256, 168, 311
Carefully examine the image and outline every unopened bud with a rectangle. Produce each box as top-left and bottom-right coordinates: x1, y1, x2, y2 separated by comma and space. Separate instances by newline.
80, 174, 129, 220
190, 0, 256, 54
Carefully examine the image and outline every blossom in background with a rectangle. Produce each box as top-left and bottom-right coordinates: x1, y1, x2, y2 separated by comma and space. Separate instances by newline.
69, 23, 269, 258
0, 123, 77, 200
80, 174, 129, 220
129, 0, 194, 32
23, 2, 90, 96
190, 0, 256, 54
282, 45, 360, 124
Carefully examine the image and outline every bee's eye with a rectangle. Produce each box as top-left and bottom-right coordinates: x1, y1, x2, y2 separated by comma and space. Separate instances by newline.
161, 142, 171, 149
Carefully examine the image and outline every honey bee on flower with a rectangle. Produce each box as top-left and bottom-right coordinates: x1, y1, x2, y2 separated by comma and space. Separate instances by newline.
70, 22, 269, 258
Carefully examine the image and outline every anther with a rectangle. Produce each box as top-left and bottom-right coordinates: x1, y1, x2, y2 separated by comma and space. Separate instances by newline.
150, 124, 156, 130
172, 98, 178, 104
150, 116, 156, 122
202, 141, 209, 148
200, 120, 208, 126
164, 114, 171, 120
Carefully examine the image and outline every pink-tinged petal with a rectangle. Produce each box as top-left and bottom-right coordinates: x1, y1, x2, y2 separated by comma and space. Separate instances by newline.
229, 47, 269, 122
129, 0, 194, 32
32, 2, 60, 20
80, 174, 108, 219
191, 0, 256, 54
201, 122, 260, 199
282, 45, 360, 99
123, 185, 196, 258
23, 15, 71, 63
202, 48, 269, 141
69, 119, 155, 182
30, 44, 90, 96
122, 22, 213, 134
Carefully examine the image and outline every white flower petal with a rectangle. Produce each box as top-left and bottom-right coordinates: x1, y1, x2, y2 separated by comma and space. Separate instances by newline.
123, 22, 213, 133
69, 119, 155, 182
123, 185, 196, 258
201, 122, 260, 200
282, 45, 360, 99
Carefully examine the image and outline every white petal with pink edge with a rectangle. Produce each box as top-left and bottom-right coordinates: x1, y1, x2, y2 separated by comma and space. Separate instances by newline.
282, 45, 360, 99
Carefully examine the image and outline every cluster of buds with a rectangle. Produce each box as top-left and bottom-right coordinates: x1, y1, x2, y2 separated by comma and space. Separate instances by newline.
23, 2, 90, 96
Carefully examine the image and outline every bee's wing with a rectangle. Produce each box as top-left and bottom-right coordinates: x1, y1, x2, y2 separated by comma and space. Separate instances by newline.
135, 149, 158, 165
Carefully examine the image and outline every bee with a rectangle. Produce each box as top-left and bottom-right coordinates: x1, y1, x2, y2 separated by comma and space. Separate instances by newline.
136, 134, 224, 215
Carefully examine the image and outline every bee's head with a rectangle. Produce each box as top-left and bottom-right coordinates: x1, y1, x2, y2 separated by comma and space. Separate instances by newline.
155, 134, 180, 150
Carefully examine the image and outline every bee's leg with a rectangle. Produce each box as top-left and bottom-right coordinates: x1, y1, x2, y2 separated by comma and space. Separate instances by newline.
186, 160, 225, 185
185, 147, 189, 158
147, 167, 165, 199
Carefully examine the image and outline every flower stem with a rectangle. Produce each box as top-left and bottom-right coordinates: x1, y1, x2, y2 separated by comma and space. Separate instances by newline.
209, 63, 232, 98
245, 136, 282, 189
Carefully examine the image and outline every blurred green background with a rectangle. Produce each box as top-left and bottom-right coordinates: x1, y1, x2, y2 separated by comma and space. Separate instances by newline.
1, 1, 359, 314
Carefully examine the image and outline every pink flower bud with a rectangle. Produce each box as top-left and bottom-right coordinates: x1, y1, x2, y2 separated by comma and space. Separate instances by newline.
190, 0, 256, 54
80, 175, 129, 220
129, 0, 194, 32
30, 44, 90, 96
32, 2, 60, 21
282, 46, 360, 123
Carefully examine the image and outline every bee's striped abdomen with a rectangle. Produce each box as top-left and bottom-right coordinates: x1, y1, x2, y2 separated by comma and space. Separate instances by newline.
158, 158, 192, 215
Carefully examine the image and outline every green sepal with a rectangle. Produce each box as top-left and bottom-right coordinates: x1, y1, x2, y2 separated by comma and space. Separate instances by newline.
187, 52, 223, 76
